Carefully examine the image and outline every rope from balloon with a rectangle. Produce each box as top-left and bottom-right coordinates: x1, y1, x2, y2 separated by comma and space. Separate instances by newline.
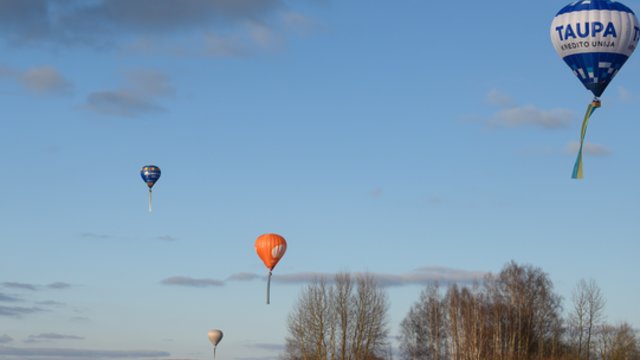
266, 271, 272, 304
213, 346, 217, 360
571, 98, 601, 179
148, 189, 153, 212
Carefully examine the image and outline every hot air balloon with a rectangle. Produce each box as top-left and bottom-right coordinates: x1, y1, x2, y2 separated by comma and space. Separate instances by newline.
140, 165, 161, 211
551, 0, 639, 178
255, 233, 287, 304
207, 329, 223, 360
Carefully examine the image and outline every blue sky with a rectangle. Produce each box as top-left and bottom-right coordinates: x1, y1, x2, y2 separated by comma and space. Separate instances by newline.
2, 0, 640, 359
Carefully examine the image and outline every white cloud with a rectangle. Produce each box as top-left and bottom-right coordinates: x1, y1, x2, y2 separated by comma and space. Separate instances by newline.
0, 64, 71, 95
0, 335, 12, 344
227, 273, 260, 281
47, 282, 71, 290
80, 232, 112, 240
486, 88, 513, 107
85, 90, 164, 117
481, 89, 575, 129
0, 0, 317, 56
25, 333, 84, 343
21, 66, 71, 94
281, 11, 318, 35
203, 32, 248, 57
126, 70, 174, 97
617, 86, 636, 103
369, 187, 383, 198
152, 235, 178, 242
2, 282, 37, 291
0, 0, 282, 46
0, 305, 46, 317
166, 267, 488, 290
84, 70, 173, 117
488, 105, 574, 129
244, 342, 285, 353
565, 142, 612, 156
248, 22, 281, 49
0, 346, 169, 358
161, 276, 225, 287
271, 267, 487, 287
0, 293, 22, 302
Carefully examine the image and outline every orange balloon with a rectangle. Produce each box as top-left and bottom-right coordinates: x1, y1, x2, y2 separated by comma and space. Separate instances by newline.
255, 233, 287, 271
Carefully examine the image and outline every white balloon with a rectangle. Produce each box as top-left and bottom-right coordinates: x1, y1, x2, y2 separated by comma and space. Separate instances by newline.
207, 329, 223, 346
550, 0, 640, 97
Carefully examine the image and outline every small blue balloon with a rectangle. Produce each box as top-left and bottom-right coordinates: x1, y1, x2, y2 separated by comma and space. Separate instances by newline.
140, 165, 161, 188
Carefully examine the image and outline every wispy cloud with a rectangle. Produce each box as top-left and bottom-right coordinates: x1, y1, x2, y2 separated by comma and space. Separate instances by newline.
227, 273, 260, 281
36, 300, 66, 307
2, 282, 37, 291
369, 187, 383, 198
482, 89, 575, 129
125, 70, 174, 97
25, 333, 84, 343
0, 293, 22, 302
161, 276, 225, 288
70, 316, 90, 323
235, 344, 284, 360
245, 343, 285, 352
565, 142, 612, 156
423, 196, 445, 206
47, 282, 71, 289
486, 88, 513, 107
488, 105, 574, 129
84, 70, 173, 117
80, 232, 113, 240
21, 66, 71, 94
169, 267, 488, 289
85, 90, 165, 117
152, 235, 178, 242
272, 267, 487, 287
281, 11, 319, 36
0, 64, 71, 95
0, 335, 12, 344
0, 305, 46, 317
236, 355, 281, 360
616, 86, 640, 103
1, 282, 71, 295
0, 0, 313, 56
0, 346, 170, 358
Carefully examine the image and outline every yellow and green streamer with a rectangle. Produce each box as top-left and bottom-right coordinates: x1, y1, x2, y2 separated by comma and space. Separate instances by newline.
571, 99, 601, 179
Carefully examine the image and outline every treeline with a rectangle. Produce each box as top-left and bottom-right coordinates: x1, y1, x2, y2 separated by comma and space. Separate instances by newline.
399, 262, 638, 360
283, 261, 639, 360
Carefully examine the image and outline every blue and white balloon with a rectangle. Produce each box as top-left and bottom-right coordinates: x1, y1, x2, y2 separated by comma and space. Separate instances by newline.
551, 0, 640, 97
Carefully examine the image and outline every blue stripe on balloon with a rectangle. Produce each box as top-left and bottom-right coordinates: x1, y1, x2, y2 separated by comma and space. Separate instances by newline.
562, 52, 630, 97
556, 0, 635, 15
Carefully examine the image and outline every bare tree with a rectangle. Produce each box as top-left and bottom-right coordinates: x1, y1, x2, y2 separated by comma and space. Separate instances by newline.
399, 283, 448, 360
569, 279, 606, 360
284, 273, 390, 360
595, 322, 639, 360
285, 277, 332, 360
398, 261, 564, 360
484, 261, 563, 360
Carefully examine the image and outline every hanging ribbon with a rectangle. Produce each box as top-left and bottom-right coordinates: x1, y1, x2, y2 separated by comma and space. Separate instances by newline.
571, 98, 601, 179
266, 271, 272, 305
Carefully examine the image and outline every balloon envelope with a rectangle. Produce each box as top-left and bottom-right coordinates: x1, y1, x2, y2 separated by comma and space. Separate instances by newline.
140, 165, 161, 188
550, 0, 639, 97
207, 329, 223, 346
255, 233, 287, 271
